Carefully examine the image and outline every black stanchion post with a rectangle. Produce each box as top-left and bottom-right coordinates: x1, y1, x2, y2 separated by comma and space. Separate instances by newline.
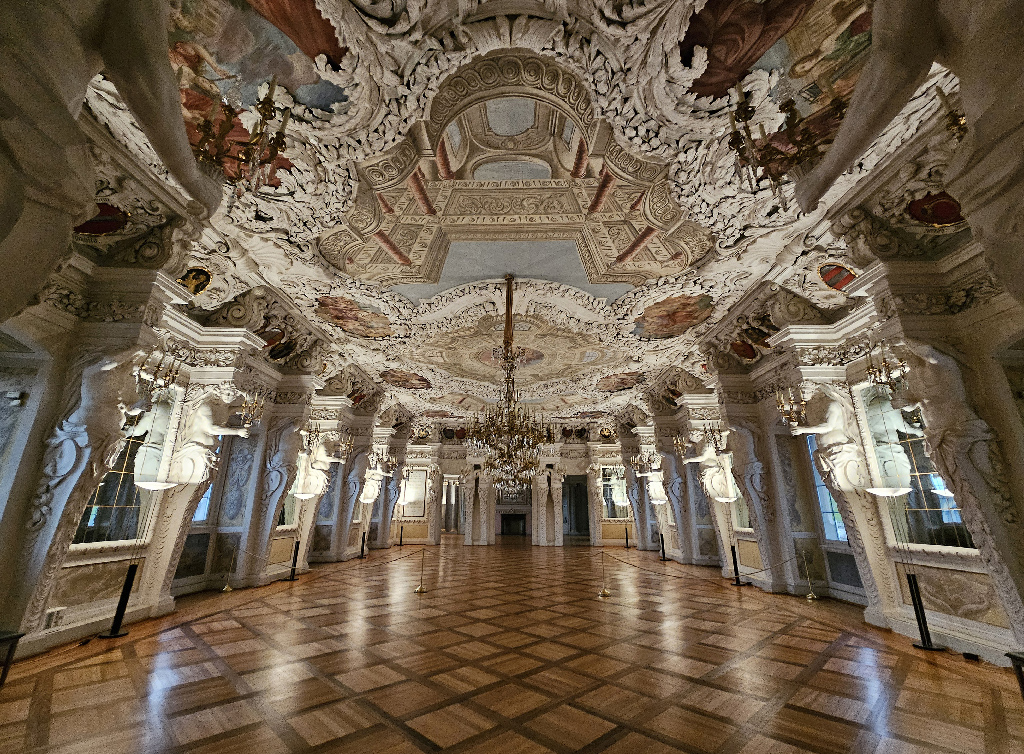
659, 533, 668, 561
624, 527, 629, 549
730, 545, 744, 586
1007, 652, 1024, 702
99, 563, 138, 639
284, 540, 300, 581
359, 531, 366, 559
0, 631, 23, 690
906, 573, 944, 651
400, 526, 404, 547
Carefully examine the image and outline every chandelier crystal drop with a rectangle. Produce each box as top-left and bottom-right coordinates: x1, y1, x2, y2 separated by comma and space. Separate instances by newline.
466, 275, 549, 493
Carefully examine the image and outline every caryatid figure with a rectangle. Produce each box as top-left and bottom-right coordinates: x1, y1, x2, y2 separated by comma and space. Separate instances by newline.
294, 433, 346, 500
789, 386, 867, 493
167, 398, 249, 487
682, 429, 737, 503
864, 391, 925, 490
795, 0, 1024, 301
0, 0, 224, 321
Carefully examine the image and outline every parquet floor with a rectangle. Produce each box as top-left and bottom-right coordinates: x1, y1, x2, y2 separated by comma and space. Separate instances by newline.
2, 536, 1021, 754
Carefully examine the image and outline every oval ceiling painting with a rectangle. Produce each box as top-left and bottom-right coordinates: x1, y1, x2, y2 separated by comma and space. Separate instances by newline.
380, 369, 432, 389
730, 341, 759, 361
635, 294, 714, 339
316, 295, 393, 338
818, 264, 857, 291
596, 372, 644, 392
905, 191, 965, 227
73, 203, 129, 236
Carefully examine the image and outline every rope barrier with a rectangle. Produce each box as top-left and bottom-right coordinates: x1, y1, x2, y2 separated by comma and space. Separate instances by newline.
599, 549, 801, 586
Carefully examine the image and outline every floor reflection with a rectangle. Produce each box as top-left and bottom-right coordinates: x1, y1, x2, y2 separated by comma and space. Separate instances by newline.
1, 535, 1018, 753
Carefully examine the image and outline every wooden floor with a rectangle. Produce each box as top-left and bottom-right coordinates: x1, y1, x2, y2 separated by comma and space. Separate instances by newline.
3, 536, 1021, 753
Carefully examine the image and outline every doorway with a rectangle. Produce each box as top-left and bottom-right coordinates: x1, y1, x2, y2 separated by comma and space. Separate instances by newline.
562, 475, 590, 538
501, 513, 527, 535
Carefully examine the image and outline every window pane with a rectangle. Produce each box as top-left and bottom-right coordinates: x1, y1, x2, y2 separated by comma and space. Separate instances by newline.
862, 387, 974, 549
601, 468, 629, 518
733, 494, 752, 529
278, 493, 297, 527
192, 484, 213, 523
74, 415, 153, 544
74, 432, 153, 545
806, 435, 848, 542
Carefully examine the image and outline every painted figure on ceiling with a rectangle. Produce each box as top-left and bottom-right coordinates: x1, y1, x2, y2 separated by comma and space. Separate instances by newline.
635, 294, 715, 339
682, 0, 818, 98
316, 295, 394, 338
0, 0, 224, 322
795, 0, 1024, 303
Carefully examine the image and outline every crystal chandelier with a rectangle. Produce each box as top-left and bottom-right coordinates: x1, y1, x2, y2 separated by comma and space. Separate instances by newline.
726, 85, 844, 197
193, 77, 290, 200
466, 275, 548, 492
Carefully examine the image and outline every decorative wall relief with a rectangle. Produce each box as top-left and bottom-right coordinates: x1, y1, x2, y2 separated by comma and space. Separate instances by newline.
773, 434, 805, 531
51, 558, 145, 608
895, 563, 1010, 629
698, 528, 719, 557
174, 533, 212, 580
793, 538, 826, 582
212, 532, 242, 574
220, 435, 257, 525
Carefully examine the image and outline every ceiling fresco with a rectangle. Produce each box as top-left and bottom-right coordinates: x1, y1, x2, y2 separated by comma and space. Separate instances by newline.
79, 0, 958, 420
414, 313, 628, 387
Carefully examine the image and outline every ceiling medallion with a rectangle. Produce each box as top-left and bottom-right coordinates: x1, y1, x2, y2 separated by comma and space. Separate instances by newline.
466, 274, 549, 493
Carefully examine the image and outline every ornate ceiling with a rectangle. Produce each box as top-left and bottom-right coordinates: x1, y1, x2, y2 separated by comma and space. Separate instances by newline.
79, 0, 959, 421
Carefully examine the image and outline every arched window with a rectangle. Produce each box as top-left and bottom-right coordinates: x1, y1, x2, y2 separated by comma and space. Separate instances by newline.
73, 413, 153, 544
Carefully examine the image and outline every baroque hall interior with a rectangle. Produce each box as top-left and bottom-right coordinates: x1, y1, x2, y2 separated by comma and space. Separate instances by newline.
1, 0, 1023, 752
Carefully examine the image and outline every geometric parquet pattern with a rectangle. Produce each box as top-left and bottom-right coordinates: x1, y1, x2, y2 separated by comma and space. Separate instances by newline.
3, 536, 1022, 753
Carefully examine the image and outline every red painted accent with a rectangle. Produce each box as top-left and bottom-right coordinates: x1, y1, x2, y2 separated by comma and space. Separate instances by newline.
630, 191, 646, 212
377, 192, 395, 214
613, 226, 658, 265
436, 139, 456, 180
74, 203, 128, 235
372, 230, 412, 265
571, 139, 589, 178
588, 169, 616, 214
905, 191, 964, 226
730, 341, 758, 360
407, 169, 436, 215
243, 0, 346, 66
819, 264, 857, 291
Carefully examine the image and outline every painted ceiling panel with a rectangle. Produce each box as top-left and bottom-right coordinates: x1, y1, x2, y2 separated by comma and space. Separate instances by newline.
392, 240, 633, 303
485, 97, 537, 136
473, 160, 551, 180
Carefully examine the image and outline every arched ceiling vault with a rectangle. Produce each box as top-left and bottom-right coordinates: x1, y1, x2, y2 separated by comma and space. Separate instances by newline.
81, 0, 959, 421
